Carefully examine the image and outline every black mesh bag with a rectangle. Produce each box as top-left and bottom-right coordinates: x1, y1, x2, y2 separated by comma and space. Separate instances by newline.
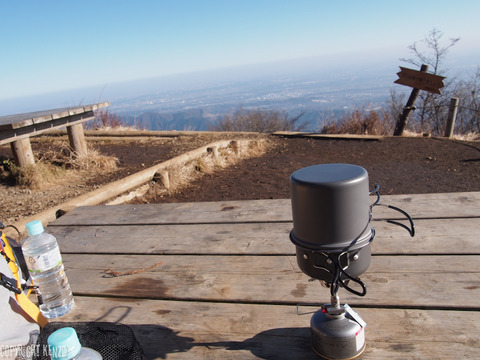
33, 322, 144, 360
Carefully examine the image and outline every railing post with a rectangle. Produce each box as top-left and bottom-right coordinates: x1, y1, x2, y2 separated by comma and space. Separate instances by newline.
444, 97, 459, 138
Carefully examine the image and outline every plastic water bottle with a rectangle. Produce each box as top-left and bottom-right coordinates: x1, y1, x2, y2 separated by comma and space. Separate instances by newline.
22, 220, 74, 318
48, 327, 102, 360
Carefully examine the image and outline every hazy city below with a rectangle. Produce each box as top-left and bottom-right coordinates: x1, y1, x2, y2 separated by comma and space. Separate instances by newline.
1, 52, 477, 132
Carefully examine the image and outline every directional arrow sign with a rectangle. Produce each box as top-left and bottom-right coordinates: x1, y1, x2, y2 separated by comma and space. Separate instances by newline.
394, 67, 445, 94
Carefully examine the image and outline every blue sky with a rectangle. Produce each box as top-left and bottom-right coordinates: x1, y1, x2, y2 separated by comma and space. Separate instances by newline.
1, 0, 479, 102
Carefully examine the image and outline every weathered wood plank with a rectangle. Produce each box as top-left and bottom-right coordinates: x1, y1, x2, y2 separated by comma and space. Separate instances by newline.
50, 218, 480, 255
0, 103, 109, 145
375, 192, 480, 219
58, 296, 480, 359
51, 199, 292, 225
0, 102, 109, 128
0, 112, 95, 145
50, 192, 480, 227
63, 254, 480, 309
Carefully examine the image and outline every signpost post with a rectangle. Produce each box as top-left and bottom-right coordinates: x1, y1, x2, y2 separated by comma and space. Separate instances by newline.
393, 64, 445, 136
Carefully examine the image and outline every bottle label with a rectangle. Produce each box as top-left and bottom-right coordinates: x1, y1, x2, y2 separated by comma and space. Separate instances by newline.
26, 247, 63, 272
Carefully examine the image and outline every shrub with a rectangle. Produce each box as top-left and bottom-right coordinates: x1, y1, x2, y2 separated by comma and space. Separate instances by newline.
210, 108, 308, 133
86, 109, 123, 129
320, 109, 390, 135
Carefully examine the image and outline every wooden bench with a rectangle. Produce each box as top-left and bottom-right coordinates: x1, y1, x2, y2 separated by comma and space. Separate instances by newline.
44, 192, 480, 359
0, 102, 109, 166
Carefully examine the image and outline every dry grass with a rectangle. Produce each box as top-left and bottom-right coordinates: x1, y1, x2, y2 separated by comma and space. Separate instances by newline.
400, 130, 479, 141
2, 141, 118, 190
452, 132, 480, 141
68, 148, 118, 171
12, 163, 64, 189
34, 140, 118, 171
401, 130, 432, 137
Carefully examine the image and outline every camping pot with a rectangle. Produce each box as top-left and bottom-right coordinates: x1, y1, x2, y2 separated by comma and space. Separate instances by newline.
290, 164, 374, 282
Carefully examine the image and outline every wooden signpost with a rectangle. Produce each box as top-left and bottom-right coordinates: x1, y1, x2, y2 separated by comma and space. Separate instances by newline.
394, 66, 445, 95
393, 64, 445, 136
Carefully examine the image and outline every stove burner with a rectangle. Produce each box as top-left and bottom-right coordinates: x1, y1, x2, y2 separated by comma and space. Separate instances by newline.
289, 164, 414, 359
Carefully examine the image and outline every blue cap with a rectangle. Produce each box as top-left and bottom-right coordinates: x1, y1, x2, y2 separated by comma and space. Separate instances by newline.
47, 327, 82, 360
26, 220, 44, 236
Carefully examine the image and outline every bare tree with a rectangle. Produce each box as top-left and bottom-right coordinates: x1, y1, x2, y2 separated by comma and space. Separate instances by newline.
401, 28, 459, 75
453, 67, 480, 133
386, 90, 407, 132
399, 29, 460, 135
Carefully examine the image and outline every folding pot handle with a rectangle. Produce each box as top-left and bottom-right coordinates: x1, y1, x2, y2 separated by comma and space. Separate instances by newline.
370, 184, 415, 237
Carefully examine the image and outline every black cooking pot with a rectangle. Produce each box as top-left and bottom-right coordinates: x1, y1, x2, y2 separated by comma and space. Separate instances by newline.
290, 164, 374, 282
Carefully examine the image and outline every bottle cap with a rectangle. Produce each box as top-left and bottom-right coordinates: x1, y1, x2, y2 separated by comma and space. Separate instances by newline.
48, 327, 82, 360
26, 220, 44, 236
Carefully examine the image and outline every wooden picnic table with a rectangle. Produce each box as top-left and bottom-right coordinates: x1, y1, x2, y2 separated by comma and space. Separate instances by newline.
0, 102, 109, 166
45, 191, 480, 359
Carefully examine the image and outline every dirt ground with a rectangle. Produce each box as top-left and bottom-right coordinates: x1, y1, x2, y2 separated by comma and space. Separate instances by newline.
1, 132, 479, 225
